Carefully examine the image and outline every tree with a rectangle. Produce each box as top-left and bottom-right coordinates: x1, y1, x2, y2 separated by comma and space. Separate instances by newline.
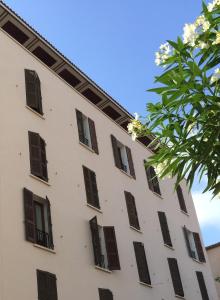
128, 0, 220, 197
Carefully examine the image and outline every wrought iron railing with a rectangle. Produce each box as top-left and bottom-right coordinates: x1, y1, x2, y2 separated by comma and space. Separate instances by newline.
36, 228, 53, 249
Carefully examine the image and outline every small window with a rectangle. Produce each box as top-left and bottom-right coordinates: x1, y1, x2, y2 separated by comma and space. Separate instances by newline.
111, 135, 136, 178
2, 21, 29, 44
124, 191, 140, 230
183, 227, 206, 262
98, 288, 113, 300
32, 46, 57, 67
167, 258, 184, 297
25, 69, 43, 115
158, 211, 172, 247
76, 110, 99, 154
37, 270, 58, 300
196, 271, 209, 300
83, 166, 100, 209
133, 242, 151, 285
176, 185, 187, 213
89, 217, 120, 270
28, 131, 48, 182
23, 188, 53, 249
144, 162, 161, 195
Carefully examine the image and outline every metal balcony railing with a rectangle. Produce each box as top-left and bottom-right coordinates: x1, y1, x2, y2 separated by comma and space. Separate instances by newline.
36, 228, 53, 249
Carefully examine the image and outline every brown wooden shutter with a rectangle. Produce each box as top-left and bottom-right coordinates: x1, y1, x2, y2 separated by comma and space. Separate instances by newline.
196, 271, 209, 300
37, 270, 47, 300
158, 212, 172, 247
23, 188, 36, 243
124, 191, 140, 230
145, 165, 161, 195
193, 232, 206, 262
89, 217, 103, 267
29, 131, 43, 178
167, 258, 184, 297
98, 288, 113, 300
76, 109, 85, 143
25, 69, 43, 114
177, 185, 187, 213
88, 118, 99, 154
182, 226, 195, 258
47, 273, 58, 300
133, 242, 151, 285
125, 146, 136, 179
46, 197, 54, 250
83, 166, 100, 208
103, 226, 120, 270
40, 137, 48, 181
111, 135, 122, 169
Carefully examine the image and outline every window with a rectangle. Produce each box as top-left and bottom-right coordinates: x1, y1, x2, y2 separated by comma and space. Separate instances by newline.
124, 191, 140, 230
76, 109, 99, 153
28, 131, 48, 181
144, 162, 161, 195
23, 188, 53, 249
37, 270, 58, 300
167, 258, 184, 297
158, 212, 172, 247
99, 288, 113, 300
25, 69, 43, 115
83, 166, 100, 209
183, 226, 206, 262
133, 242, 151, 285
89, 216, 120, 270
111, 135, 136, 178
177, 185, 187, 213
196, 271, 209, 300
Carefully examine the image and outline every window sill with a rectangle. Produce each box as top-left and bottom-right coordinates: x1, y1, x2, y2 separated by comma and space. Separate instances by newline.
33, 244, 56, 254
87, 203, 102, 213
95, 265, 112, 273
152, 191, 163, 199
79, 141, 95, 153
164, 244, 174, 250
119, 168, 133, 179
192, 258, 203, 264
139, 281, 152, 288
26, 105, 45, 119
130, 226, 142, 233
30, 174, 51, 186
175, 295, 185, 299
180, 210, 189, 216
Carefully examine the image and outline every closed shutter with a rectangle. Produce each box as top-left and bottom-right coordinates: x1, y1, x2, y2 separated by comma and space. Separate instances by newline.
29, 131, 43, 178
83, 166, 100, 208
158, 212, 172, 247
103, 227, 120, 270
125, 146, 136, 179
183, 226, 195, 258
98, 288, 113, 300
25, 69, 43, 114
88, 118, 99, 154
46, 197, 54, 250
111, 135, 122, 169
167, 258, 184, 297
133, 242, 151, 285
196, 271, 209, 300
47, 273, 58, 300
40, 137, 48, 181
177, 185, 187, 213
89, 217, 103, 267
124, 191, 140, 230
76, 109, 85, 143
145, 165, 161, 195
193, 232, 206, 262
23, 188, 36, 243
37, 270, 47, 300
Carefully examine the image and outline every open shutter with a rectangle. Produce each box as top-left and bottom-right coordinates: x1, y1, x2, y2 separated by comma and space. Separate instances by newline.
124, 191, 140, 230
183, 227, 195, 258
177, 185, 187, 213
40, 137, 48, 181
133, 242, 151, 285
76, 109, 85, 143
37, 270, 47, 300
88, 118, 99, 154
111, 135, 122, 169
28, 131, 43, 178
89, 217, 103, 267
46, 197, 54, 250
98, 288, 113, 300
83, 166, 100, 208
168, 258, 184, 297
47, 273, 58, 300
125, 146, 136, 178
193, 232, 206, 262
158, 212, 172, 247
104, 226, 120, 270
25, 69, 43, 114
23, 188, 36, 243
196, 271, 209, 300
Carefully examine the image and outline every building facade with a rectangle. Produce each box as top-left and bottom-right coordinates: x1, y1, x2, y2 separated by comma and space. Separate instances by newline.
206, 243, 220, 299
0, 2, 218, 300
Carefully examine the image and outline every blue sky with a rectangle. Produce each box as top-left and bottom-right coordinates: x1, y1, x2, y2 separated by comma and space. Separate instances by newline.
4, 0, 219, 246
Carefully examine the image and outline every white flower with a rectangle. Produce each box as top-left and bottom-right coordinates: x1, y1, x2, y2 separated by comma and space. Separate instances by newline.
131, 132, 137, 141
134, 112, 139, 120
183, 23, 198, 46
195, 15, 210, 32
213, 32, 220, 45
207, 0, 220, 12
154, 160, 172, 179
198, 41, 208, 49
127, 122, 134, 133
210, 68, 220, 84
155, 42, 173, 66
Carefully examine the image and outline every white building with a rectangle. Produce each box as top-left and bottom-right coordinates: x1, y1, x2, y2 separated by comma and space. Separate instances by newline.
206, 243, 220, 299
0, 2, 218, 299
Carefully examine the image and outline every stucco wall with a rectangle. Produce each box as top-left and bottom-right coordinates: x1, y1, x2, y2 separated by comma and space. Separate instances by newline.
207, 246, 220, 299
0, 28, 218, 300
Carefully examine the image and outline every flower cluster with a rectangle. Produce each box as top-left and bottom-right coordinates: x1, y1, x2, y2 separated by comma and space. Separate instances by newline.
153, 160, 172, 179
155, 42, 173, 66
210, 68, 220, 84
213, 32, 220, 45
207, 0, 220, 12
127, 113, 143, 141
